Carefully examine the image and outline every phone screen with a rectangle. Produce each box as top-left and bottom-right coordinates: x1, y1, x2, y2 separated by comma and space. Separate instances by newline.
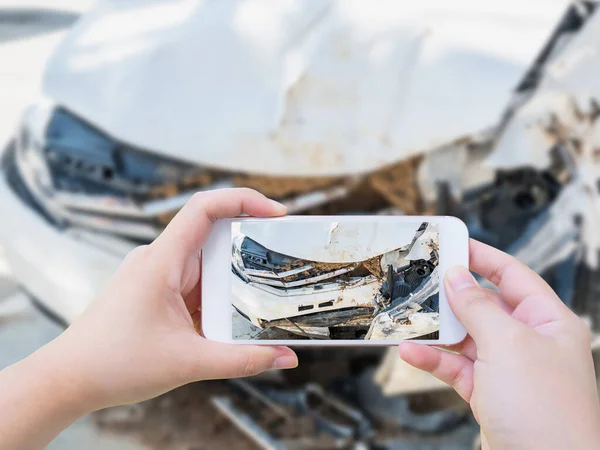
230, 219, 440, 341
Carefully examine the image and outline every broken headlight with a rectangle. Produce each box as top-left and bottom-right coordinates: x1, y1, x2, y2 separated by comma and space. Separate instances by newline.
11, 101, 59, 220
10, 104, 220, 241
231, 235, 249, 282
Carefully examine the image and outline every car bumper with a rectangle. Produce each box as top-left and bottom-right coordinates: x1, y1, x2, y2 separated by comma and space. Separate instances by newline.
231, 273, 381, 327
0, 150, 132, 323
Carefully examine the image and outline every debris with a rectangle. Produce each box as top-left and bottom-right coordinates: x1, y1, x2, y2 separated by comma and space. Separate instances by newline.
362, 255, 385, 278
365, 311, 439, 341
380, 418, 480, 450
94, 403, 144, 427
208, 373, 478, 449
373, 348, 448, 396
265, 308, 374, 330
211, 397, 285, 450
211, 379, 374, 449
354, 369, 469, 433
93, 381, 260, 450
233, 173, 343, 198
233, 224, 440, 340
368, 157, 423, 214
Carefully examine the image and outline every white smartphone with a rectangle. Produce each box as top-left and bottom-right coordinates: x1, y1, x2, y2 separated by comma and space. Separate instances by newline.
202, 216, 468, 346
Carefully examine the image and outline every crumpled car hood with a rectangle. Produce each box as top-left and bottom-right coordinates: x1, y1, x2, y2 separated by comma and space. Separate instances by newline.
239, 220, 430, 262
44, 0, 569, 176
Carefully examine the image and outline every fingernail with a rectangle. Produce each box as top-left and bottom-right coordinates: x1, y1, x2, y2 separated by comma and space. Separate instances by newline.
446, 266, 477, 292
269, 199, 287, 213
273, 355, 297, 369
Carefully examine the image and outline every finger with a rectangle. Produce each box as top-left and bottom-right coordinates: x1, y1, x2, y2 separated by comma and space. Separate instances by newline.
399, 342, 474, 403
153, 188, 287, 266
442, 335, 477, 361
485, 287, 514, 315
469, 239, 564, 311
188, 341, 298, 380
445, 266, 517, 348
442, 286, 516, 360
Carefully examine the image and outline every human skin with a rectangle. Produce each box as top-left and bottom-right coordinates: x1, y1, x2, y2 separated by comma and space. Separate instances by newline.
1, 190, 599, 450
399, 240, 600, 450
0, 188, 298, 450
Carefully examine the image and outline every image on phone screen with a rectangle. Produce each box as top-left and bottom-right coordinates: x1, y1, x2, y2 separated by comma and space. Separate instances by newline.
230, 220, 439, 341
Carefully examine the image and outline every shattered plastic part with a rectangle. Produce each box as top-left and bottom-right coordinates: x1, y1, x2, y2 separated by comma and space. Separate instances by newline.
265, 307, 375, 330
487, 4, 600, 171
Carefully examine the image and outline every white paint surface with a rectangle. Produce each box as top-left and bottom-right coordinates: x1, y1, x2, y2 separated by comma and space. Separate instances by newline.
240, 219, 428, 262
43, 0, 570, 175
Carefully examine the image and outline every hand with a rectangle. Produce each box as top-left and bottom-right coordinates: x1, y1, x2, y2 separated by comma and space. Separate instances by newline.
399, 240, 600, 450
51, 188, 298, 412
0, 188, 300, 450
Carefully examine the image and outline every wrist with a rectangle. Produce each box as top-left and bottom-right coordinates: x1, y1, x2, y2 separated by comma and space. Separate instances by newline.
0, 339, 95, 448
27, 337, 98, 418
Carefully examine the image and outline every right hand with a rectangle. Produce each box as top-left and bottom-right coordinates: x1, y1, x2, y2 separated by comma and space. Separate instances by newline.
399, 240, 600, 450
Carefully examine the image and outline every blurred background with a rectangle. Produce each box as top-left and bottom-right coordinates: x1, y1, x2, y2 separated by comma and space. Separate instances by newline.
2, 0, 600, 448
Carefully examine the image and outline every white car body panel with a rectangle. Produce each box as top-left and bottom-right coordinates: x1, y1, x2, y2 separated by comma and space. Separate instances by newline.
232, 274, 380, 325
233, 221, 439, 326
240, 220, 426, 262
483, 9, 600, 267
44, 0, 569, 176
488, 8, 600, 170
0, 174, 128, 323
4, 0, 595, 333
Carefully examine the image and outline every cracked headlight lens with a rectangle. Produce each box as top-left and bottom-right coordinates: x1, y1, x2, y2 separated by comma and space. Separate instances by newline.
232, 235, 248, 281
19, 127, 53, 195
13, 101, 61, 220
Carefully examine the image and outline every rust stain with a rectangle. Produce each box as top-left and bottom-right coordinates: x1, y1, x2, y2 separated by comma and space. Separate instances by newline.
311, 261, 352, 271
233, 173, 342, 198
362, 255, 384, 278
149, 171, 215, 199
367, 156, 423, 214
309, 144, 326, 168
541, 96, 600, 169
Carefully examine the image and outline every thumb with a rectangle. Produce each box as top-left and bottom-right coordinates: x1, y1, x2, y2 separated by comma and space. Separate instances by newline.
445, 266, 516, 350
188, 341, 298, 380
152, 188, 286, 269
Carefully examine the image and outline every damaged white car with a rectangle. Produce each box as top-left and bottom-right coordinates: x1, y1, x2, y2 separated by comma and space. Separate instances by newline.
1, 0, 599, 334
231, 221, 440, 340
